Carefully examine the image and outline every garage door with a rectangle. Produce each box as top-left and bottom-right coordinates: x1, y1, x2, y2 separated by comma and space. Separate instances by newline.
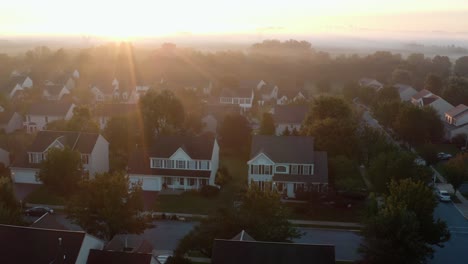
142, 178, 160, 191
13, 170, 42, 184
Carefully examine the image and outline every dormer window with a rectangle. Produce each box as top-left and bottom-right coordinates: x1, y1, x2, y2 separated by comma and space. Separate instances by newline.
275, 165, 288, 174
29, 152, 44, 164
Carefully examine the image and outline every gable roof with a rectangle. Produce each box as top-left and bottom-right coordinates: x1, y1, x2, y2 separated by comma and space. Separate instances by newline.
411, 89, 432, 100
231, 230, 256, 241
28, 130, 100, 153
28, 102, 73, 116
446, 104, 468, 118
105, 234, 153, 253
150, 135, 215, 160
212, 239, 335, 264
250, 136, 314, 164
44, 84, 65, 96
220, 87, 253, 98
0, 224, 88, 264
273, 105, 309, 124
87, 249, 154, 264
0, 111, 17, 125
422, 95, 439, 105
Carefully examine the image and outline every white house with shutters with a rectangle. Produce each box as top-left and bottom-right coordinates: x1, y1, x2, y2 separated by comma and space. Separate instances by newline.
23, 103, 75, 133
128, 136, 219, 191
11, 131, 109, 184
248, 136, 328, 199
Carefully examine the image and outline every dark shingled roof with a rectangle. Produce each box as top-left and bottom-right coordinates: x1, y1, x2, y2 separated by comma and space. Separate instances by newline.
28, 102, 73, 116
422, 95, 439, 105
446, 104, 468, 117
273, 105, 309, 124
44, 84, 65, 95
0, 111, 16, 124
31, 213, 68, 230
105, 234, 153, 253
212, 239, 335, 264
220, 87, 253, 98
411, 89, 432, 100
95, 103, 138, 117
28, 130, 100, 153
87, 249, 154, 264
273, 151, 328, 183
250, 136, 314, 163
12, 131, 102, 168
0, 224, 87, 264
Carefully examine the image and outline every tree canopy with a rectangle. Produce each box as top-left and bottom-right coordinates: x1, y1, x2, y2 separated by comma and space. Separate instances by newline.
259, 113, 275, 135
219, 114, 252, 153
360, 179, 450, 264
174, 187, 301, 257
0, 178, 24, 225
37, 147, 83, 196
443, 153, 468, 195
67, 172, 153, 241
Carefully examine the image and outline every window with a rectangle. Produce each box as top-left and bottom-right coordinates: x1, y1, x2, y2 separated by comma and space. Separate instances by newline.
303, 165, 310, 175
167, 160, 174, 169
199, 179, 207, 186
275, 165, 287, 173
188, 178, 195, 186
264, 165, 271, 175
188, 161, 196, 169
176, 160, 185, 169
290, 165, 298, 174
151, 159, 162, 168
179, 178, 184, 185
200, 161, 208, 170
252, 165, 259, 174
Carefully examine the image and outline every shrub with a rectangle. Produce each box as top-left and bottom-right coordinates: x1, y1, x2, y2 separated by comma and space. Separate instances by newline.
215, 166, 231, 187
200, 185, 220, 198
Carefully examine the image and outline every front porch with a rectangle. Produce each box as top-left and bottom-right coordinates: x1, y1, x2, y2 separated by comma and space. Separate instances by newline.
162, 176, 209, 191
252, 180, 329, 199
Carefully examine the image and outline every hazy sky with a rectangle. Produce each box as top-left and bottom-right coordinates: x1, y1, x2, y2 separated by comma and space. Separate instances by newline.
2, 0, 468, 39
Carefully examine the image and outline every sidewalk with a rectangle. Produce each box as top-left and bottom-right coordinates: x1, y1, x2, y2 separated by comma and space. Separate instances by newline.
432, 166, 468, 219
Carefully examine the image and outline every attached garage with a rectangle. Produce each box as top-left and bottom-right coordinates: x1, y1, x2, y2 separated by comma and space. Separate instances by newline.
129, 175, 161, 191
11, 169, 42, 184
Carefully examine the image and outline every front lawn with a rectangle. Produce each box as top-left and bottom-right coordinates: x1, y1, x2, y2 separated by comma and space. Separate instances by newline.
154, 153, 248, 215
286, 199, 365, 223
25, 186, 66, 205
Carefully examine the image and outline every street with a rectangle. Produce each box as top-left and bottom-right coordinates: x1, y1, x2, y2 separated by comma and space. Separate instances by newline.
430, 202, 468, 264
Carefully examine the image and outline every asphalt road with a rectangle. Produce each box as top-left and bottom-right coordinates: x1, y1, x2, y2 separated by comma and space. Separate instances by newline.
294, 228, 361, 261
430, 202, 468, 264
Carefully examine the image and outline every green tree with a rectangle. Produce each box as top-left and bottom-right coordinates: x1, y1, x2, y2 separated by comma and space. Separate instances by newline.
391, 68, 413, 85
367, 150, 432, 193
305, 96, 352, 122
424, 74, 444, 95
443, 153, 468, 195
259, 113, 275, 135
281, 126, 291, 136
104, 116, 138, 172
441, 76, 468, 106
175, 187, 301, 257
67, 106, 99, 132
360, 179, 450, 264
219, 114, 251, 153
316, 79, 331, 93
454, 56, 468, 76
358, 125, 397, 166
37, 147, 82, 196
0, 177, 23, 225
67, 172, 153, 241
140, 90, 185, 140
342, 81, 360, 101
372, 100, 402, 128
418, 144, 438, 166
329, 155, 363, 192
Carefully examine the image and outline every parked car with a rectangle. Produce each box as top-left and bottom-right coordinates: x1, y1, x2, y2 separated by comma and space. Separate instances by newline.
24, 206, 54, 217
437, 152, 452, 160
436, 190, 451, 202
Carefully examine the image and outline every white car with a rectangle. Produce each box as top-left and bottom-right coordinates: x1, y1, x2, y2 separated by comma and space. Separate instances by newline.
437, 190, 451, 202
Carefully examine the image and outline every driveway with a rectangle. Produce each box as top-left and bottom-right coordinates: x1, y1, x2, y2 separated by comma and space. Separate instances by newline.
14, 183, 40, 201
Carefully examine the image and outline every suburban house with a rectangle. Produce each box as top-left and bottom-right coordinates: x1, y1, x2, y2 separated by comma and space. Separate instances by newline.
256, 82, 279, 105
276, 88, 310, 105
359, 78, 383, 91
0, 110, 23, 133
201, 104, 240, 135
87, 234, 156, 264
11, 130, 109, 184
272, 105, 308, 135
219, 87, 254, 110
94, 103, 138, 129
444, 104, 468, 140
23, 103, 75, 133
211, 230, 335, 264
42, 84, 71, 101
128, 85, 151, 103
247, 136, 328, 199
128, 135, 219, 191
411, 89, 454, 119
0, 224, 104, 264
393, 84, 418, 101
1, 75, 33, 99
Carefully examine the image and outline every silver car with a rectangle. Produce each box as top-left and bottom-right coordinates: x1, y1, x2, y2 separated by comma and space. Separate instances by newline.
437, 190, 451, 202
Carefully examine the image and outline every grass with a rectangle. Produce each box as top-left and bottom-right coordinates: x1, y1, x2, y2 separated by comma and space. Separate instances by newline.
154, 152, 248, 215
430, 143, 460, 155
25, 186, 66, 205
286, 200, 365, 223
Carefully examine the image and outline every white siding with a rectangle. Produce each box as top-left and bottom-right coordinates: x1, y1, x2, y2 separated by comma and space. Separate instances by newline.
89, 135, 109, 176
11, 168, 41, 184
1, 112, 23, 133
76, 234, 104, 264
129, 175, 162, 191
65, 104, 76, 120
169, 148, 191, 160
22, 77, 33, 88
275, 123, 301, 135
209, 139, 220, 185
